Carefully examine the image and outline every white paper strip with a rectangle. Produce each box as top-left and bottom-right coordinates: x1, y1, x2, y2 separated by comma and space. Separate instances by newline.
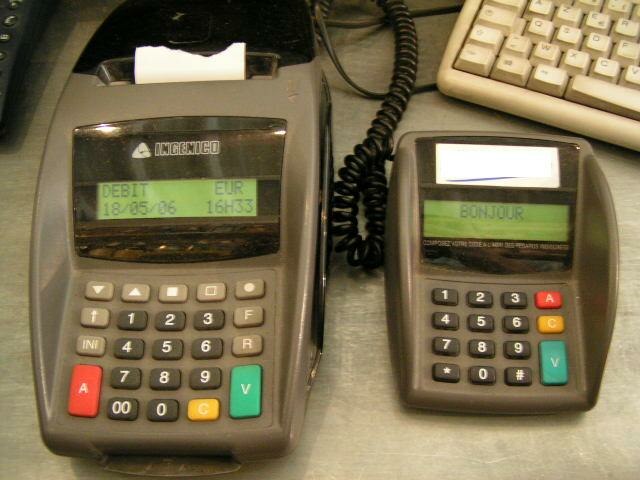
134, 43, 246, 84
436, 143, 560, 188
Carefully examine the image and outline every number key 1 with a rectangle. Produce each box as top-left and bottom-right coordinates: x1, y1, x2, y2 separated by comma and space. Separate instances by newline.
117, 311, 147, 330
432, 288, 458, 306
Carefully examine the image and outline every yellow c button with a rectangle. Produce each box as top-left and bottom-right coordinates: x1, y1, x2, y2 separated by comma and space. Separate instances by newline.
188, 399, 220, 421
537, 316, 565, 333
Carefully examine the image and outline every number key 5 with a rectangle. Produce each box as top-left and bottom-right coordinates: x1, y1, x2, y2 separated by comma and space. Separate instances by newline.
152, 339, 183, 360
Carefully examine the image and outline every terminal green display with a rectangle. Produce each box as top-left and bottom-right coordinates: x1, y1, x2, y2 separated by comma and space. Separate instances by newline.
424, 200, 569, 242
97, 179, 258, 219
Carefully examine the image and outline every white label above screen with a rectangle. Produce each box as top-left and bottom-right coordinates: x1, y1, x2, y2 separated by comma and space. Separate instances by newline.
435, 143, 560, 188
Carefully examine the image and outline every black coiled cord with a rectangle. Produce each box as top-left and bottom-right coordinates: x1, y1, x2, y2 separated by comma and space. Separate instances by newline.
315, 0, 418, 269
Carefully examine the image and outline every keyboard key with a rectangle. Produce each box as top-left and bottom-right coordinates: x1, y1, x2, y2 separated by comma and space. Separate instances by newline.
621, 65, 640, 88
582, 32, 613, 57
234, 307, 264, 328
468, 314, 495, 331
190, 367, 222, 390
504, 340, 532, 358
501, 33, 533, 57
107, 398, 138, 421
196, 283, 226, 302
117, 310, 148, 331
554, 25, 584, 51
590, 57, 621, 82
467, 290, 493, 307
114, 338, 145, 359
152, 339, 183, 360
553, 4, 584, 28
432, 312, 459, 330
432, 363, 460, 383
232, 335, 263, 357
611, 18, 640, 42
188, 399, 220, 421
535, 290, 563, 308
560, 49, 592, 76
150, 368, 181, 390
501, 291, 527, 308
469, 339, 496, 358
477, 4, 524, 35
80, 307, 109, 328
194, 310, 225, 330
147, 399, 179, 422
491, 55, 532, 86
85, 281, 114, 301
159, 284, 188, 303
531, 41, 562, 66
155, 311, 186, 331
486, 0, 527, 16
566, 74, 640, 119
76, 335, 106, 357
604, 0, 633, 20
524, 0, 554, 21
528, 64, 569, 96
505, 367, 533, 385
468, 24, 504, 55
192, 338, 223, 359
230, 365, 262, 418
583, 12, 613, 35
68, 365, 102, 417
526, 18, 555, 43
235, 279, 265, 300
432, 288, 458, 306
469, 366, 497, 385
612, 40, 640, 66
539, 340, 569, 385
111, 367, 142, 389
121, 284, 150, 303
455, 43, 496, 76
537, 315, 565, 333
433, 337, 460, 356
575, 0, 605, 13
503, 315, 529, 333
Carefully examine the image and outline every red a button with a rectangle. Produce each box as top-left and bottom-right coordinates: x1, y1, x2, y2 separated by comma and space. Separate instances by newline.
68, 364, 102, 417
535, 291, 563, 309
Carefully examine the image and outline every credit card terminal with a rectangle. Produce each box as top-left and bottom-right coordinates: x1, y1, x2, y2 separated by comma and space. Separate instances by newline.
30, 0, 331, 471
386, 132, 618, 414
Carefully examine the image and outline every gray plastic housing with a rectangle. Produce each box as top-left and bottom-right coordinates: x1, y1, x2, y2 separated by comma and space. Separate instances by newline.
385, 132, 618, 414
30, 58, 331, 463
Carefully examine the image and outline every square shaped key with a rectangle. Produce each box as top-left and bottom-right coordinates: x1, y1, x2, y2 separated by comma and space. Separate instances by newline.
505, 367, 533, 386
85, 281, 114, 301
194, 310, 225, 330
150, 368, 181, 390
433, 363, 460, 383
155, 311, 186, 331
190, 367, 222, 390
76, 335, 106, 357
432, 312, 459, 330
159, 285, 188, 303
111, 367, 142, 389
503, 315, 529, 333
122, 284, 150, 303
433, 337, 460, 356
432, 288, 458, 306
80, 307, 110, 328
117, 311, 148, 330
152, 339, 183, 360
114, 338, 145, 359
107, 398, 139, 421
235, 279, 265, 300
234, 307, 264, 328
468, 314, 494, 332
502, 292, 527, 308
232, 335, 263, 357
504, 340, 531, 359
147, 399, 179, 422
467, 290, 493, 307
197, 283, 226, 302
469, 339, 495, 358
469, 366, 497, 385
192, 338, 223, 359
535, 291, 563, 309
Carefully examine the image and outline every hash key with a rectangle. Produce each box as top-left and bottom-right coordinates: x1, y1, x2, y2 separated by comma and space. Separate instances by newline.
505, 367, 533, 386
433, 337, 460, 356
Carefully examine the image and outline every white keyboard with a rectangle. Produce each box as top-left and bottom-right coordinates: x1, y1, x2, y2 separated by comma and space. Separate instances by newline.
437, 0, 640, 151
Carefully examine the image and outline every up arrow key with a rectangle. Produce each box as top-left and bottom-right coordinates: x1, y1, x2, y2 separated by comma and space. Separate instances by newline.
122, 284, 150, 302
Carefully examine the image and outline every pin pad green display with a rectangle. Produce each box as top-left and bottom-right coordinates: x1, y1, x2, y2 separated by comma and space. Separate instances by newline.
386, 133, 618, 413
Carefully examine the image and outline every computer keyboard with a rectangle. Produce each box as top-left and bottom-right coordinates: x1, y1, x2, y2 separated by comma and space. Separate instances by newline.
437, 0, 640, 151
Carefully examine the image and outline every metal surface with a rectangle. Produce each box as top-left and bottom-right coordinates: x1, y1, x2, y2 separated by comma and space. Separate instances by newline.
1, 0, 639, 478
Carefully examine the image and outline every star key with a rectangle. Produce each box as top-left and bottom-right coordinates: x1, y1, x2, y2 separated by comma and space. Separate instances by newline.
433, 363, 460, 383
